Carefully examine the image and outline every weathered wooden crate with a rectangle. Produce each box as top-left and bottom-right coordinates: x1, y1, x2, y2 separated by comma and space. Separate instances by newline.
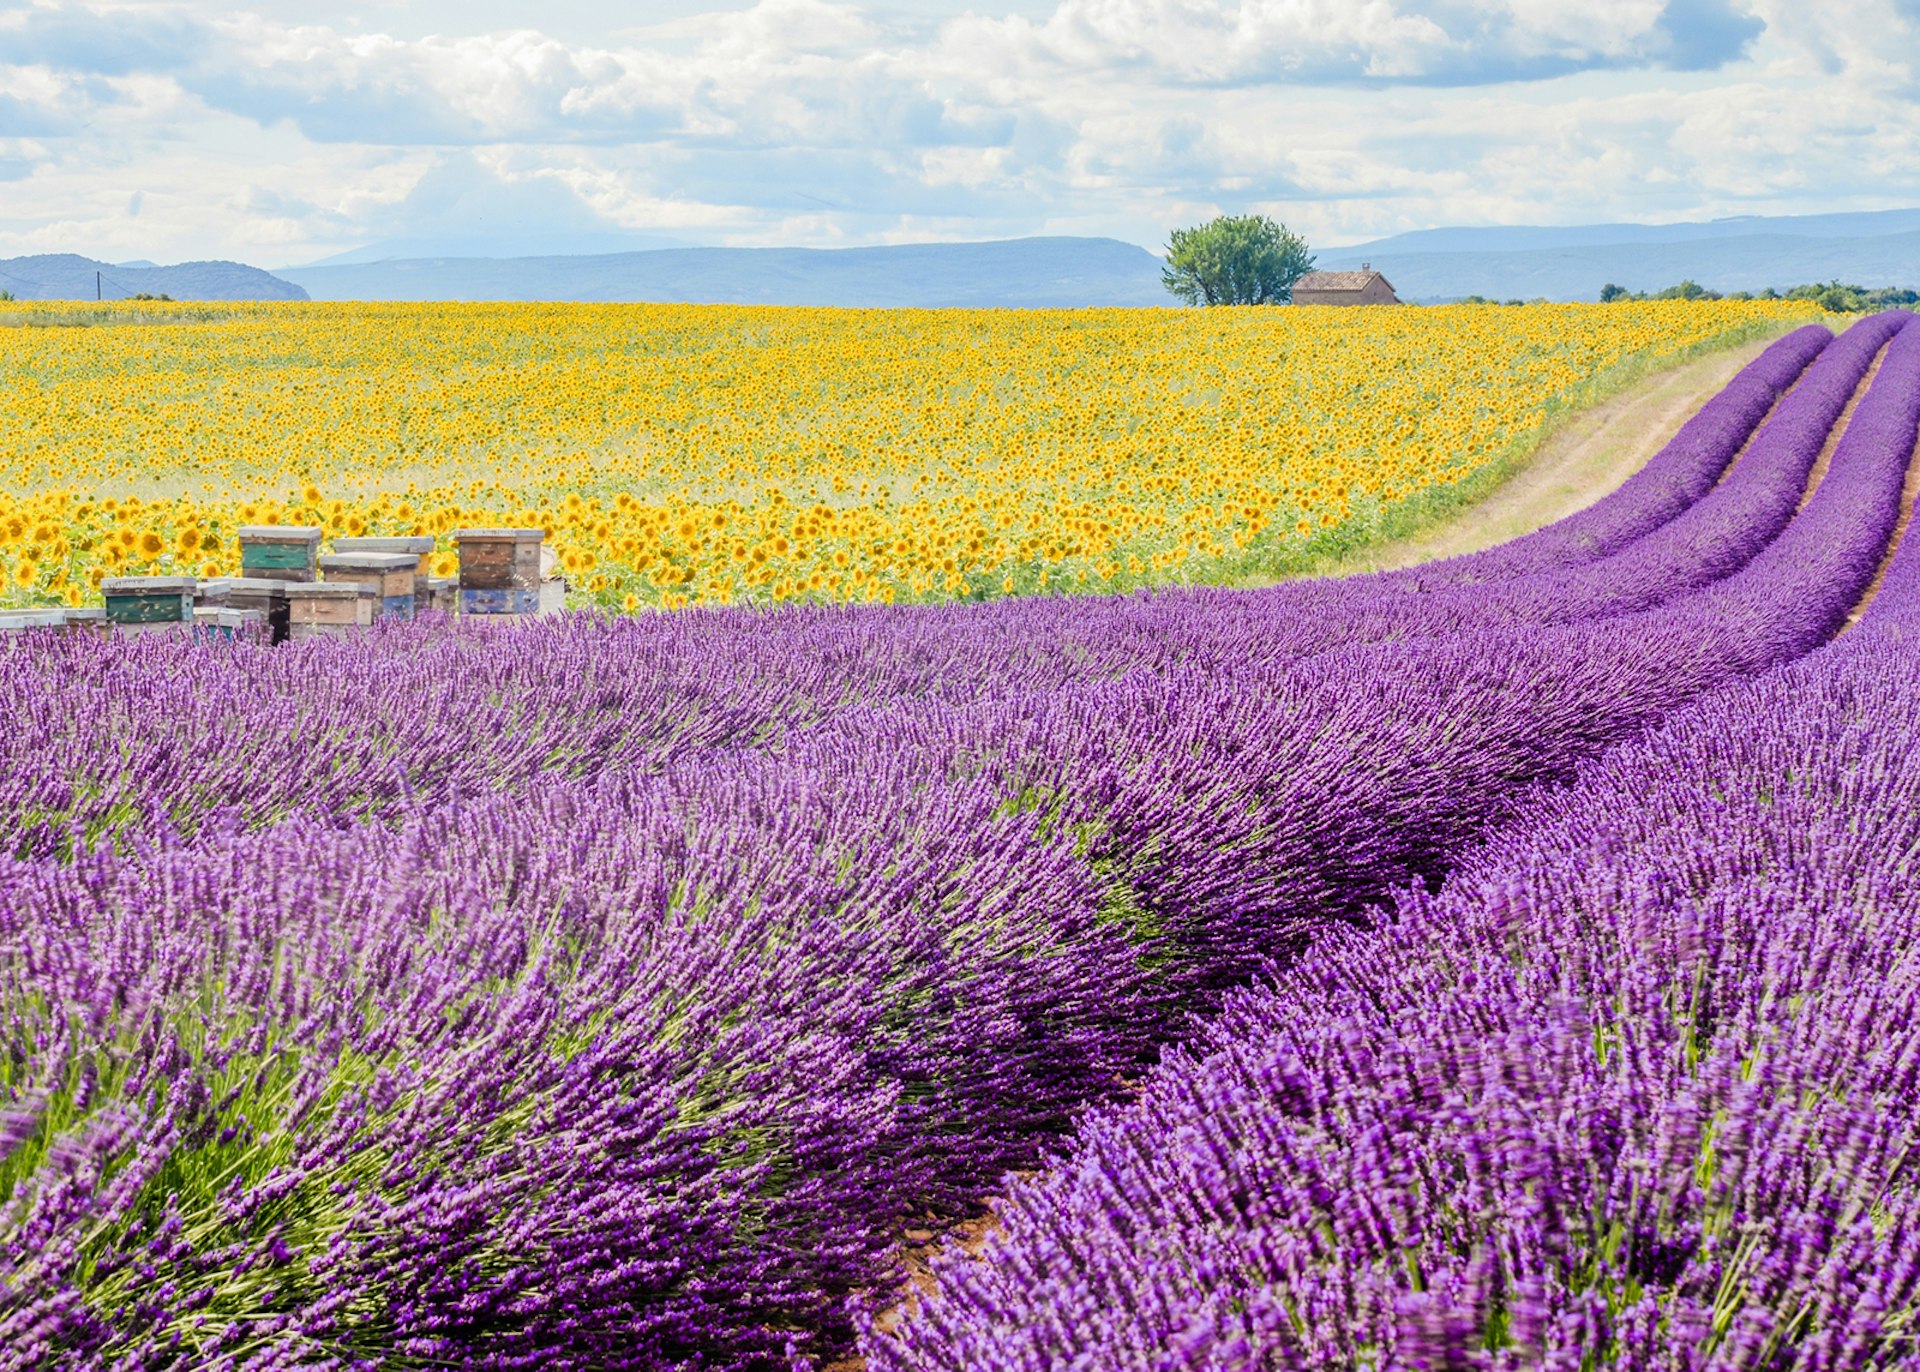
333, 536, 435, 599
192, 606, 267, 640
237, 525, 324, 582
102, 575, 195, 626
319, 552, 418, 620
459, 586, 540, 616
200, 577, 293, 643
61, 608, 112, 637
0, 609, 68, 636
453, 528, 544, 593
285, 583, 374, 639
426, 577, 459, 614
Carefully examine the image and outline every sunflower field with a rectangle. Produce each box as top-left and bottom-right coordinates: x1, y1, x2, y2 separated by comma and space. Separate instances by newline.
0, 298, 1819, 611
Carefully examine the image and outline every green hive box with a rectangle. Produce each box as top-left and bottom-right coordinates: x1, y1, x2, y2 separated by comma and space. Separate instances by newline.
101, 575, 195, 626
237, 526, 324, 582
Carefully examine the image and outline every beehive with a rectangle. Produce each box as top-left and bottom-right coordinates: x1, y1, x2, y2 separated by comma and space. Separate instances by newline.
0, 609, 68, 636
200, 577, 293, 644
332, 536, 435, 600
61, 608, 111, 637
319, 551, 418, 619
284, 583, 375, 640
460, 586, 540, 614
454, 528, 542, 589
237, 526, 324, 582
102, 576, 195, 633
192, 606, 267, 641
426, 577, 459, 614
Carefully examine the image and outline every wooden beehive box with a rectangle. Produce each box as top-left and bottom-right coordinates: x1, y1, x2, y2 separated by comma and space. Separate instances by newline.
237, 525, 324, 582
61, 608, 112, 637
192, 606, 267, 640
332, 536, 435, 599
319, 551, 418, 619
0, 609, 68, 636
426, 577, 459, 614
200, 577, 293, 643
459, 586, 540, 615
284, 583, 374, 640
102, 575, 195, 630
454, 528, 543, 592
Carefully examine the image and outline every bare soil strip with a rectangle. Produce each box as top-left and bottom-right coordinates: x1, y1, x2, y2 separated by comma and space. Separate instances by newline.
1313, 333, 1789, 578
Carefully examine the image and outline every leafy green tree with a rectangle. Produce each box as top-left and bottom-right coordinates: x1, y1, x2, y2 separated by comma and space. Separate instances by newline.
1654, 279, 1719, 300
1162, 214, 1315, 306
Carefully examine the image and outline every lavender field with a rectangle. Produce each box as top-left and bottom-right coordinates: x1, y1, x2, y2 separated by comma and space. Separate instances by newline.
4, 314, 1920, 1369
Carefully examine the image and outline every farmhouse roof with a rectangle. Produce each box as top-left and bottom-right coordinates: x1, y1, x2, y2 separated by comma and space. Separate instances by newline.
1296, 270, 1390, 292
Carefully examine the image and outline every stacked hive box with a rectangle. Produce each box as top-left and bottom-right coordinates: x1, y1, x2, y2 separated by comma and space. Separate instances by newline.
192, 607, 267, 640
332, 536, 435, 603
102, 576, 195, 635
237, 526, 323, 582
426, 577, 460, 614
284, 583, 374, 641
319, 551, 419, 619
453, 528, 543, 615
200, 578, 293, 644
0, 609, 68, 636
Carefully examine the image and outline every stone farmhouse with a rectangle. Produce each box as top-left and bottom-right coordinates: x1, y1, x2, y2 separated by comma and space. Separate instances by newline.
1292, 265, 1401, 306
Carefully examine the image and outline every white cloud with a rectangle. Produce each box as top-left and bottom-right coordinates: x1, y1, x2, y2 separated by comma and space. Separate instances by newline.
0, 0, 1914, 265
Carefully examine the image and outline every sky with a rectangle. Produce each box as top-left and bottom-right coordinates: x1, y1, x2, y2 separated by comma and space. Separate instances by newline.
3, 0, 1919, 266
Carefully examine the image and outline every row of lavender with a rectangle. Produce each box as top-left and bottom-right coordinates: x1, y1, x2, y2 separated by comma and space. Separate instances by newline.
0, 318, 1912, 1367
870, 358, 1920, 1370
0, 322, 1849, 857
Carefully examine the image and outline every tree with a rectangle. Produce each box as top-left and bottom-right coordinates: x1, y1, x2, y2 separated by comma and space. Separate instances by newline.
1162, 214, 1315, 306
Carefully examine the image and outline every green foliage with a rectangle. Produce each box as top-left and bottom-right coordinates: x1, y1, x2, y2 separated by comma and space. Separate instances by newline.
1601, 279, 1920, 312
0, 289, 14, 302
1162, 214, 1315, 306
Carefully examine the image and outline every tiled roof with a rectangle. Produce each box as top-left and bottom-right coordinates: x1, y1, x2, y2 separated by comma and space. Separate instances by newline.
1295, 271, 1384, 292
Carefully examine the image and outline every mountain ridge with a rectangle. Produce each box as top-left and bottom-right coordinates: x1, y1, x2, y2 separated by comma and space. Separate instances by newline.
277, 237, 1173, 307
0, 253, 308, 302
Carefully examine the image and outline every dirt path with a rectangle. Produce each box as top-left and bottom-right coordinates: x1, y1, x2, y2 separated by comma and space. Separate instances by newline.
1307, 332, 1789, 579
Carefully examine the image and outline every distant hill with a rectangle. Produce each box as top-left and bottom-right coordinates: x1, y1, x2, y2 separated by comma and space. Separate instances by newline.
23, 211, 1919, 309
299, 231, 696, 266
277, 237, 1172, 307
1319, 209, 1920, 302
0, 254, 308, 302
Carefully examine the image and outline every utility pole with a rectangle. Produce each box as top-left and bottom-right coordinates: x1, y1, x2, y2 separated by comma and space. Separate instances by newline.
96, 271, 101, 301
